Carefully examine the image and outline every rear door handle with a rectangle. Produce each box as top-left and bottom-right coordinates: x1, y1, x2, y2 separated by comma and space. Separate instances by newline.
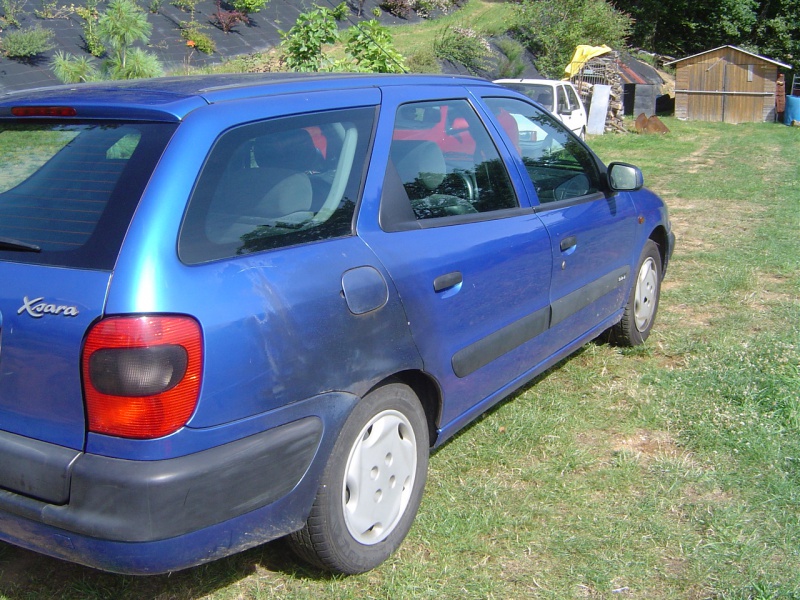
433, 271, 462, 293
560, 236, 577, 252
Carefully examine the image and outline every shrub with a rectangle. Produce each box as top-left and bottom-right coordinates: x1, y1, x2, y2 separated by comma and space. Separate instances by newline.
0, 0, 26, 27
231, 0, 268, 14
51, 51, 100, 82
1, 25, 56, 58
181, 21, 215, 53
212, 3, 248, 33
379, 0, 412, 19
405, 47, 441, 73
345, 20, 406, 73
433, 24, 491, 75
279, 7, 338, 72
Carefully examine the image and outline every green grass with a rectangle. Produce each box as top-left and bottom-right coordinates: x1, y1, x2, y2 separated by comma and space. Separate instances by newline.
1, 120, 799, 599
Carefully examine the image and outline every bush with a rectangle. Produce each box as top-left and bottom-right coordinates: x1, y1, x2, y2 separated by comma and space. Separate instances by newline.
405, 47, 441, 73
1, 25, 56, 58
279, 7, 338, 72
181, 21, 216, 53
433, 24, 491, 75
379, 0, 412, 19
231, 0, 268, 14
345, 20, 406, 73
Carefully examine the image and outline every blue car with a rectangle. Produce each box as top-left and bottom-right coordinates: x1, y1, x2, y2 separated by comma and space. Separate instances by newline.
0, 74, 674, 575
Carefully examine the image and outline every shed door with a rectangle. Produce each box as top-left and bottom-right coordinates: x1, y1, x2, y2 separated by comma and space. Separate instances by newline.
723, 63, 768, 124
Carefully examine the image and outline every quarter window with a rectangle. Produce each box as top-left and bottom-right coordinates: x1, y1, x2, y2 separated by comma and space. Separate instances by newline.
179, 107, 375, 264
484, 97, 602, 204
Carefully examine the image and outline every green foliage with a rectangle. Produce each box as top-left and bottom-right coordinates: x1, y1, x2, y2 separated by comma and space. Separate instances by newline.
107, 45, 163, 77
433, 24, 491, 75
405, 46, 441, 73
75, 0, 105, 57
371, 6, 381, 17
0, 0, 26, 27
331, 1, 348, 20
494, 36, 525, 79
50, 50, 100, 82
1, 25, 55, 58
231, 0, 268, 14
513, 0, 632, 78
52, 0, 161, 82
345, 20, 406, 73
279, 7, 339, 72
181, 21, 215, 53
171, 0, 199, 12
379, 0, 412, 18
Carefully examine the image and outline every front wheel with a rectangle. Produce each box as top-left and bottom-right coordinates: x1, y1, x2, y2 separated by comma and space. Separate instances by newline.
609, 240, 662, 346
288, 383, 429, 574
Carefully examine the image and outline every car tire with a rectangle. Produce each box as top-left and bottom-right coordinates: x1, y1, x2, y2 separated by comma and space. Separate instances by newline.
609, 240, 661, 346
288, 382, 429, 574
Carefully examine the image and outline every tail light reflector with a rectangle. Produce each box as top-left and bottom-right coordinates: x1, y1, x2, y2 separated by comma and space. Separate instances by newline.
82, 316, 203, 439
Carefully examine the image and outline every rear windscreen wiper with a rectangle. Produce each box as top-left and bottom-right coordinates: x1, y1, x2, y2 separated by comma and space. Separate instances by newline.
0, 237, 42, 252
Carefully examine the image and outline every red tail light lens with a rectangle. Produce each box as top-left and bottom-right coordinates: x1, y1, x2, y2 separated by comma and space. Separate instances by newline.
82, 316, 203, 439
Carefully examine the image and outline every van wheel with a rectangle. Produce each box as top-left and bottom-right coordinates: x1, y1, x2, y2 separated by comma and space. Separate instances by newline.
609, 240, 661, 346
288, 383, 429, 574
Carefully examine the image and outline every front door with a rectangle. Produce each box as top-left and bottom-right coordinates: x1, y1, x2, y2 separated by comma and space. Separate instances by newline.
359, 90, 554, 435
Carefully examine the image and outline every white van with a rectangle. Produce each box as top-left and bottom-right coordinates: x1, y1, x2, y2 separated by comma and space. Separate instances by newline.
494, 79, 588, 139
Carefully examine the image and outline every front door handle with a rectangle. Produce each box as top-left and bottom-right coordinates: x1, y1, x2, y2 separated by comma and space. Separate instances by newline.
560, 236, 577, 252
433, 271, 463, 293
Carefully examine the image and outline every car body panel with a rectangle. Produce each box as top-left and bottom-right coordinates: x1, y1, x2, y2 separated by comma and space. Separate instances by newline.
0, 74, 674, 574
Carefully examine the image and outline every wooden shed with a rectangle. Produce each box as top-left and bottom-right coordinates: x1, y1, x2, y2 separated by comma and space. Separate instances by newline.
665, 46, 791, 123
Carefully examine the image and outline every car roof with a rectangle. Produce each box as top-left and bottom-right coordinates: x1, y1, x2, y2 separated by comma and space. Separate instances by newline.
0, 73, 498, 122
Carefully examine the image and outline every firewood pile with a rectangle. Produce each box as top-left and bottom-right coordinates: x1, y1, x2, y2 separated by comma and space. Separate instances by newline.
569, 53, 626, 133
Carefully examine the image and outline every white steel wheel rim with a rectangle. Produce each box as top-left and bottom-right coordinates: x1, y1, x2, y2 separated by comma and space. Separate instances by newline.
342, 409, 417, 545
634, 257, 658, 332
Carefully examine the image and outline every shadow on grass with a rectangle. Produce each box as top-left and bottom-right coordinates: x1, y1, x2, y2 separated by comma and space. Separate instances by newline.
0, 536, 338, 599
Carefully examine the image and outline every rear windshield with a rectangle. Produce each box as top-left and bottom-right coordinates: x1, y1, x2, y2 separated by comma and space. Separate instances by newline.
0, 121, 176, 270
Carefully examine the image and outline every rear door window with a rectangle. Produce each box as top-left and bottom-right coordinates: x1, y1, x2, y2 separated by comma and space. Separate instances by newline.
0, 122, 176, 270
178, 107, 375, 264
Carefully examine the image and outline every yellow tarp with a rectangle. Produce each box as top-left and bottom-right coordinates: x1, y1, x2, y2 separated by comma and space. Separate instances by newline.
563, 44, 612, 79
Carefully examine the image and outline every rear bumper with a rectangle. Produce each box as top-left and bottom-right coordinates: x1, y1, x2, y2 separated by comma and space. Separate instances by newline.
0, 393, 358, 573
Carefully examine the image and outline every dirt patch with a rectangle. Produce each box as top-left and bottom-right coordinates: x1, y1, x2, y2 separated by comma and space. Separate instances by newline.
610, 429, 682, 464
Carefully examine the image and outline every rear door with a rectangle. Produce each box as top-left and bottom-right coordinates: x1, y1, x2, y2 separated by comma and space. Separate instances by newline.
359, 86, 554, 435
0, 119, 175, 450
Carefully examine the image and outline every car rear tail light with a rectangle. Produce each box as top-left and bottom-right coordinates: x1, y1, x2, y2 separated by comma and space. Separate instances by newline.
82, 316, 202, 439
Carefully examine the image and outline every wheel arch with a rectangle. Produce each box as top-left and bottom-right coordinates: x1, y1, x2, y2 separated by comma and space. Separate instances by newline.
648, 225, 670, 276
365, 370, 442, 447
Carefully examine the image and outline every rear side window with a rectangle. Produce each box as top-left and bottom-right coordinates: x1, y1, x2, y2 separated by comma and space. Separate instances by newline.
0, 122, 176, 270
179, 107, 375, 264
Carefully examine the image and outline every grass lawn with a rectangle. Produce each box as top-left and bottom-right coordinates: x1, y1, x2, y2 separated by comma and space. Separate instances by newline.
0, 119, 798, 599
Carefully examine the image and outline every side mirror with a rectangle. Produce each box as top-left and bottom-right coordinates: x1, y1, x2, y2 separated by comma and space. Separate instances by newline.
607, 162, 644, 191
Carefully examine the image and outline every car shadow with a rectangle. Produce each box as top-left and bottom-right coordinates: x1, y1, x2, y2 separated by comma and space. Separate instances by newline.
0, 536, 337, 599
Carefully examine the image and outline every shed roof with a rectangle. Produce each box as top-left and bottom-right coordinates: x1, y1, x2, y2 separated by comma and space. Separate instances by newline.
664, 45, 791, 70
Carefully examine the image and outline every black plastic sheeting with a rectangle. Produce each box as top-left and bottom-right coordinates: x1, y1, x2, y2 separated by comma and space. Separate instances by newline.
0, 0, 428, 92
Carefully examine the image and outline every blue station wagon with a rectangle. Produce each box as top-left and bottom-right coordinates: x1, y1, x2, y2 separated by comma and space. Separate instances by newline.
0, 73, 674, 575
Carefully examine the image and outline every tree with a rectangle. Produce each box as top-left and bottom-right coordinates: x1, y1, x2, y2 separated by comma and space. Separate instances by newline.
51, 0, 162, 83
513, 0, 632, 78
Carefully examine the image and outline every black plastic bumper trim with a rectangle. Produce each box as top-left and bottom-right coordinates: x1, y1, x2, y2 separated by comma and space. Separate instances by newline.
0, 417, 322, 543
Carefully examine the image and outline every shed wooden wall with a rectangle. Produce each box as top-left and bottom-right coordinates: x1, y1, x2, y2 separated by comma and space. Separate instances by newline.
673, 47, 778, 123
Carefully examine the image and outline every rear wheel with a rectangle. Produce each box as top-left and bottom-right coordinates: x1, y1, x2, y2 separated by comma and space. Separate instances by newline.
609, 240, 661, 346
288, 383, 429, 574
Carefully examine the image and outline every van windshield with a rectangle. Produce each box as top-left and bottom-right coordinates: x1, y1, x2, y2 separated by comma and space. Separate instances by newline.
0, 121, 176, 270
